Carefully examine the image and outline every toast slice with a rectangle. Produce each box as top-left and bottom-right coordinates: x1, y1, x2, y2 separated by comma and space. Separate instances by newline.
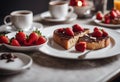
53, 28, 89, 49
78, 34, 110, 50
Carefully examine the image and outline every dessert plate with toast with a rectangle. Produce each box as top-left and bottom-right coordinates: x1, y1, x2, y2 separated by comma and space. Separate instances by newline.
93, 16, 120, 28
39, 24, 120, 60
93, 9, 120, 28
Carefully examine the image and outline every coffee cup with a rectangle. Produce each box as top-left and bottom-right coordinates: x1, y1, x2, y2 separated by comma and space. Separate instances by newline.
49, 1, 74, 19
4, 10, 33, 31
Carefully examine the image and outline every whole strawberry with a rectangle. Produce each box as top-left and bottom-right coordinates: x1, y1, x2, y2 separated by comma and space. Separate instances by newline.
16, 31, 26, 44
96, 11, 103, 20
11, 38, 20, 46
36, 36, 46, 45
28, 30, 41, 45
0, 35, 9, 44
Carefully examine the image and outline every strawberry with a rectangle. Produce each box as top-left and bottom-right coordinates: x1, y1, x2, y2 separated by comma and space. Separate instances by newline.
16, 31, 26, 44
65, 28, 74, 36
80, 0, 87, 6
104, 18, 111, 24
0, 35, 9, 44
115, 10, 120, 16
110, 10, 117, 19
75, 42, 86, 52
73, 24, 84, 32
23, 39, 31, 46
96, 12, 103, 20
104, 13, 110, 20
94, 27, 99, 32
28, 30, 41, 45
102, 29, 108, 37
11, 38, 20, 46
92, 30, 103, 37
69, 0, 77, 6
36, 36, 46, 45
58, 28, 64, 33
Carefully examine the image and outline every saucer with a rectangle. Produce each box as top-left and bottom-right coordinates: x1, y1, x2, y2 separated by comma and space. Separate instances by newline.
0, 22, 43, 33
0, 52, 32, 75
40, 11, 77, 23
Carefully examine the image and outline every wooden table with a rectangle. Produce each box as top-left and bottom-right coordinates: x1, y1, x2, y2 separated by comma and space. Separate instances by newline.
0, 13, 120, 82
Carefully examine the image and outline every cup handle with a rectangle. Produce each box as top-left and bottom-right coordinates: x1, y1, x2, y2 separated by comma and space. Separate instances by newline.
4, 15, 12, 26
68, 6, 74, 16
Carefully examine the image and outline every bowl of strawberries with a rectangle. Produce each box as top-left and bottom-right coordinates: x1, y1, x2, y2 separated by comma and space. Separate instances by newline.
69, 0, 93, 17
1, 30, 47, 51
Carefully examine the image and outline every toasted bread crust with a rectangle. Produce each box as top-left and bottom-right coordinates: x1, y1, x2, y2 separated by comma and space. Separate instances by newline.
53, 29, 89, 49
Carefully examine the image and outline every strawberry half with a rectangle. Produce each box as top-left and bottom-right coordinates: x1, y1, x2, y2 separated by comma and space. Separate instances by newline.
92, 29, 103, 37
65, 28, 74, 36
110, 10, 117, 19
73, 24, 84, 32
75, 42, 86, 52
102, 29, 108, 37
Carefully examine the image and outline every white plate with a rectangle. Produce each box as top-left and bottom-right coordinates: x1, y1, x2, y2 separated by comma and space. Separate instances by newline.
0, 22, 43, 33
39, 24, 120, 60
4, 31, 47, 51
40, 11, 77, 23
0, 52, 32, 75
93, 16, 120, 28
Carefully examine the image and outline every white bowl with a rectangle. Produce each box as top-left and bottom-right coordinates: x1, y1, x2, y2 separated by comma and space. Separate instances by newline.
74, 1, 93, 17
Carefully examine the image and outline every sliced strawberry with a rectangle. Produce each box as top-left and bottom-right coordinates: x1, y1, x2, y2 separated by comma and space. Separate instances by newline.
65, 28, 74, 36
73, 24, 84, 32
115, 10, 120, 16
0, 35, 9, 44
36, 36, 46, 45
75, 42, 86, 52
16, 31, 26, 44
102, 29, 108, 37
110, 10, 117, 19
92, 30, 103, 37
11, 38, 20, 46
96, 12, 103, 20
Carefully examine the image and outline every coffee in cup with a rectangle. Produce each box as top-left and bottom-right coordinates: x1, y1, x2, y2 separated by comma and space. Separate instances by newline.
4, 10, 33, 31
49, 1, 74, 19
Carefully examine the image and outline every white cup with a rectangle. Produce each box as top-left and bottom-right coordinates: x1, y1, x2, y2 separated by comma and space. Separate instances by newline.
49, 1, 74, 19
4, 10, 33, 31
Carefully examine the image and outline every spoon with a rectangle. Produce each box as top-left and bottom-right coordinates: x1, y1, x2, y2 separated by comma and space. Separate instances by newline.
78, 50, 91, 59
